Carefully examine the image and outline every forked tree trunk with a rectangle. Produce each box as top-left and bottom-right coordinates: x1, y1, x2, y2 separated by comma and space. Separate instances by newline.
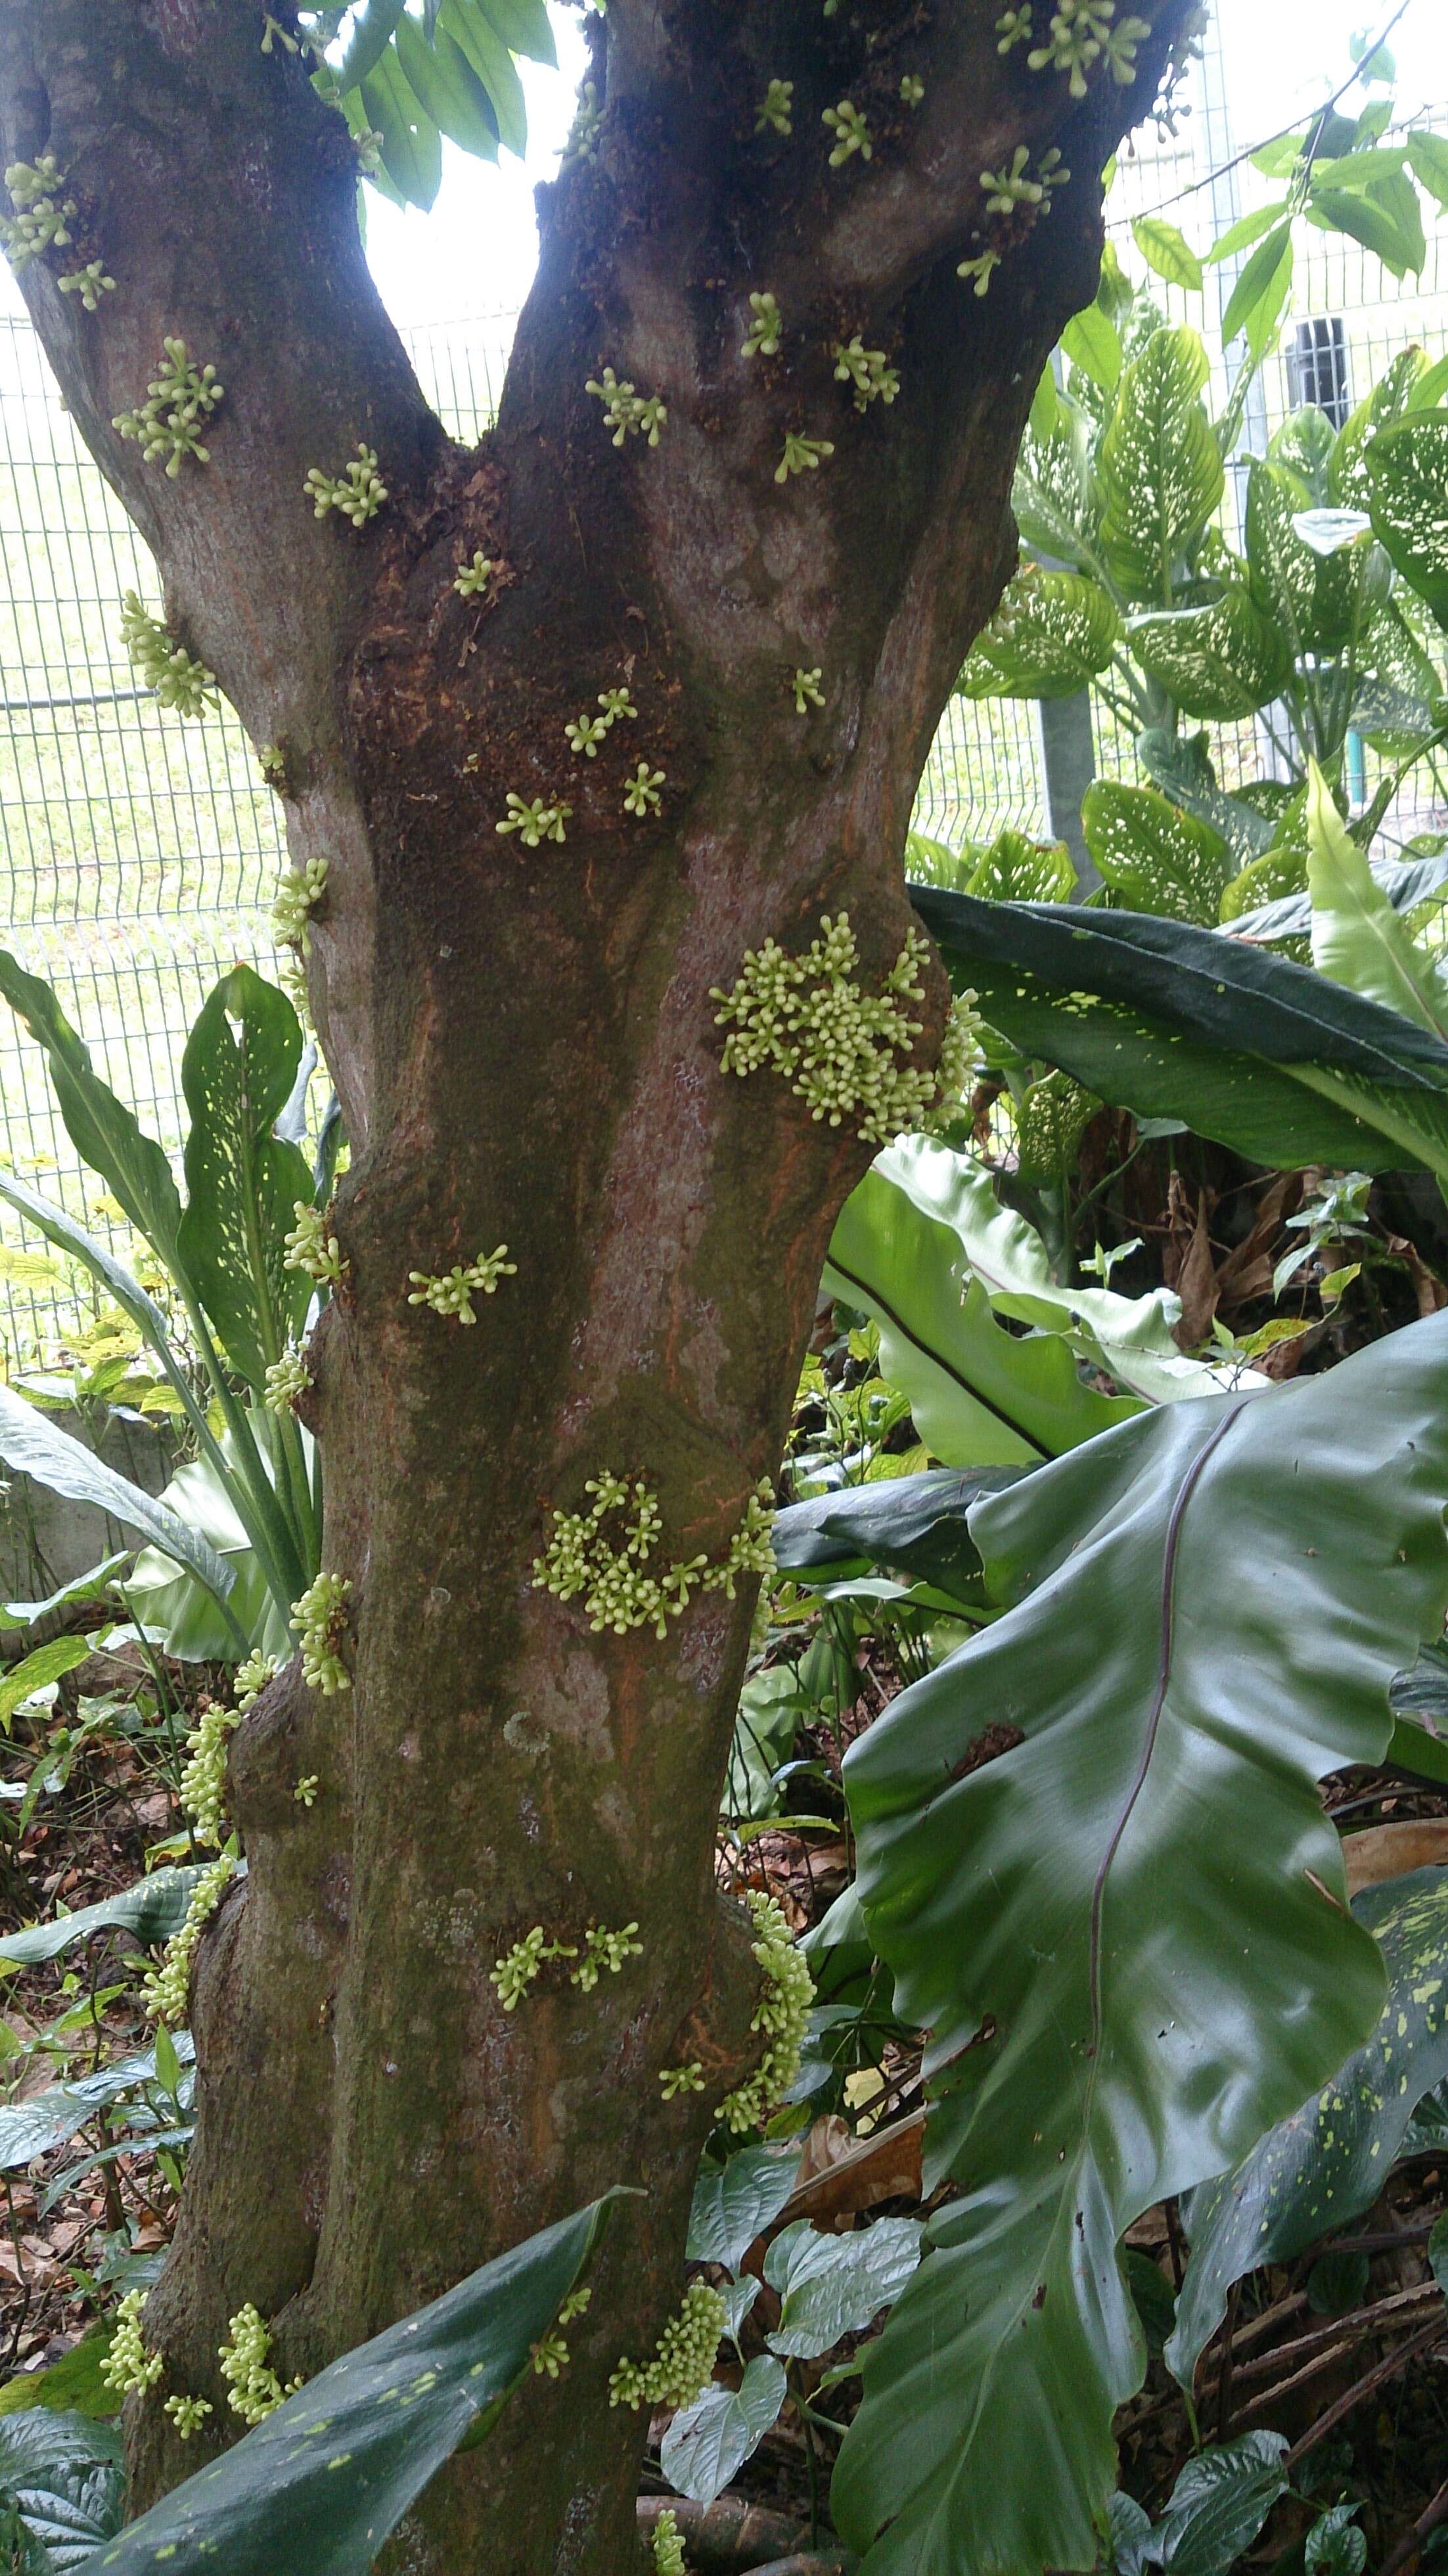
0, 5, 1192, 2566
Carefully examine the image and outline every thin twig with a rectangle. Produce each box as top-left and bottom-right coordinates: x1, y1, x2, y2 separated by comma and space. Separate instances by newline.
1380, 2472, 1448, 2576
1225, 2283, 1445, 2389
1285, 2318, 1445, 2467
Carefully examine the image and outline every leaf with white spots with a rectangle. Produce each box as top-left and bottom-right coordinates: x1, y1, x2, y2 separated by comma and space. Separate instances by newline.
1098, 327, 1224, 593
79, 2194, 622, 2576
958, 568, 1121, 702
1168, 1865, 1448, 2389
1366, 409, 1448, 627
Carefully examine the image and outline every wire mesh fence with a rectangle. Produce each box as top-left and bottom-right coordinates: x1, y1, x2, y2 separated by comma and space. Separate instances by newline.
0, 194, 1444, 1357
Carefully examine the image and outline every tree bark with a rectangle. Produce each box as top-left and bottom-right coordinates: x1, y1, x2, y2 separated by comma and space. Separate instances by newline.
0, 3, 1194, 2567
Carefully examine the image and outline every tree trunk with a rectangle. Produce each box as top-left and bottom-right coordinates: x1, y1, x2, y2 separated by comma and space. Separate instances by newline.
0, 5, 1194, 2567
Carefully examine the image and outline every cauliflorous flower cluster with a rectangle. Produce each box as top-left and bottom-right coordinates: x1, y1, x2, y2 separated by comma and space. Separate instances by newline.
271, 854, 328, 957
560, 81, 602, 168
284, 1200, 346, 1287
497, 793, 572, 847
293, 1774, 320, 1806
533, 1471, 775, 1640
900, 74, 926, 106
490, 1919, 643, 2010
263, 1344, 312, 1414
304, 444, 388, 525
756, 79, 794, 136
981, 143, 1070, 214
832, 336, 899, 412
718, 1889, 815, 2134
1012, 0, 1150, 93
143, 1851, 237, 2025
742, 292, 783, 358
822, 100, 871, 166
713, 911, 950, 1143
407, 1245, 516, 1323
114, 340, 223, 476
101, 2289, 165, 2399
792, 667, 825, 715
293, 1569, 351, 1697
530, 2286, 592, 2378
776, 430, 834, 484
565, 684, 637, 760
654, 2511, 688, 2576
179, 1701, 240, 1848
586, 367, 667, 448
454, 549, 495, 598
58, 259, 116, 310
164, 2393, 214, 2439
235, 1648, 279, 1711
608, 2280, 726, 2411
120, 594, 217, 719
0, 157, 76, 267
623, 760, 666, 817
219, 2303, 302, 2427
660, 2061, 706, 2099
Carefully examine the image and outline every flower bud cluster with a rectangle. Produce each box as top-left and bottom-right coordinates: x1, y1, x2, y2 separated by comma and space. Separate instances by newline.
407, 1245, 516, 1324
101, 2288, 164, 2399
608, 2280, 726, 2412
264, 1344, 312, 1414
292, 1569, 351, 1696
114, 340, 223, 476
120, 594, 217, 720
713, 911, 964, 1144
143, 1851, 237, 2025
719, 1889, 816, 2134
533, 1472, 775, 1640
270, 854, 328, 957
219, 2303, 302, 2427
304, 444, 388, 525
284, 1201, 346, 1287
832, 338, 899, 412
585, 368, 667, 447
180, 1701, 240, 1848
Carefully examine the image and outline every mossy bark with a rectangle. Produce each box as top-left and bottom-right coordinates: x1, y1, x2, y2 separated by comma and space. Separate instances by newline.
0, 5, 1193, 2567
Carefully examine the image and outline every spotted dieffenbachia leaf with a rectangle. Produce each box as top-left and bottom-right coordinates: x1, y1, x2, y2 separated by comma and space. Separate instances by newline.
1167, 1864, 1448, 2389
1081, 779, 1236, 925
1367, 409, 1448, 628
958, 567, 1121, 701
1098, 327, 1224, 591
1127, 588, 1294, 724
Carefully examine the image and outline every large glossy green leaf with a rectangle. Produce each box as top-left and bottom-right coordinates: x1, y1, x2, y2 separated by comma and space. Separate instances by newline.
0, 1389, 237, 1627
958, 569, 1120, 702
1246, 460, 1366, 658
1098, 328, 1224, 593
1011, 406, 1104, 581
176, 969, 312, 1392
438, 0, 528, 155
1081, 779, 1236, 924
1131, 218, 1203, 292
83, 2197, 619, 2576
392, 15, 499, 160
128, 1419, 301, 1663
772, 1467, 1023, 1598
0, 955, 184, 1279
687, 2145, 802, 2270
1127, 589, 1294, 722
359, 49, 443, 212
1169, 1864, 1448, 2391
0, 2410, 123, 2574
824, 1151, 1142, 1468
910, 885, 1448, 1178
1307, 762, 1448, 1041
1332, 350, 1431, 509
659, 2357, 788, 2509
832, 1314, 1448, 2576
0, 1867, 208, 1967
965, 828, 1076, 904
0, 1634, 89, 1730
765, 2217, 922, 2360
0, 2037, 194, 2174
1135, 729, 1276, 863
1367, 410, 1448, 627
1220, 223, 1294, 355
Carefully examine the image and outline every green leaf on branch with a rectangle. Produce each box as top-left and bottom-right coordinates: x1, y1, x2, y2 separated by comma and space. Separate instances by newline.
1152, 2434, 1290, 2576
765, 2217, 922, 2360
658, 2356, 788, 2509
1131, 218, 1202, 292
687, 2145, 801, 2270
1060, 304, 1122, 394
1168, 1864, 1448, 2390
1221, 223, 1294, 356
831, 1317, 1448, 2576
79, 2196, 622, 2576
